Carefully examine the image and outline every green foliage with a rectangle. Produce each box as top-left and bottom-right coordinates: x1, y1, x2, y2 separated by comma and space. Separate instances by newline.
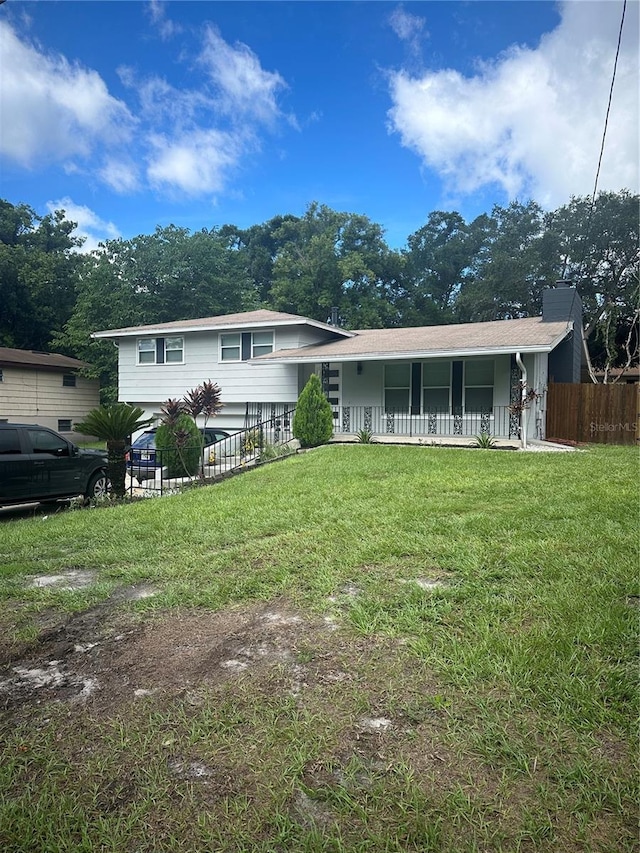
293, 374, 334, 448
240, 428, 263, 456
0, 199, 83, 351
156, 413, 201, 478
356, 428, 374, 444
74, 403, 153, 497
472, 432, 497, 449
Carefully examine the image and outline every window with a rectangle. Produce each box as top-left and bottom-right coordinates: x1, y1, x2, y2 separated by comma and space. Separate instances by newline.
138, 339, 156, 364
220, 331, 274, 361
384, 363, 410, 412
221, 333, 241, 361
0, 429, 20, 454
464, 360, 494, 413
62, 373, 76, 387
423, 361, 451, 413
27, 428, 69, 455
58, 419, 72, 432
165, 336, 183, 363
252, 331, 274, 357
137, 337, 184, 365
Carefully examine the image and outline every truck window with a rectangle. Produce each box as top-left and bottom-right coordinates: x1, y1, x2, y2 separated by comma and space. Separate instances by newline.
0, 429, 21, 454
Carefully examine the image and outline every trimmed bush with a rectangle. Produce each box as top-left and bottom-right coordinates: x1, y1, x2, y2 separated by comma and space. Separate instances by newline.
293, 373, 334, 448
156, 413, 201, 478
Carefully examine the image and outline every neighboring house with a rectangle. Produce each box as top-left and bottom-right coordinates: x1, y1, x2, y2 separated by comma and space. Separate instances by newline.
0, 348, 100, 438
92, 283, 583, 443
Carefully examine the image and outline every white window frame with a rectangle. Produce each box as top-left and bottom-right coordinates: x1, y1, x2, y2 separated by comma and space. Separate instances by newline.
251, 330, 274, 358
137, 336, 184, 365
164, 336, 184, 364
463, 359, 494, 413
137, 338, 157, 365
220, 333, 241, 362
423, 361, 451, 414
384, 363, 411, 413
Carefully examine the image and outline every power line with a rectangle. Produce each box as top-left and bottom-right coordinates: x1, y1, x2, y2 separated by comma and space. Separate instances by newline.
591, 0, 627, 202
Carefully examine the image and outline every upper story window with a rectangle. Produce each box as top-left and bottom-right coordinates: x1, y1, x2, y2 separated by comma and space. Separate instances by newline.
62, 373, 76, 387
220, 331, 274, 362
220, 333, 241, 361
137, 337, 184, 365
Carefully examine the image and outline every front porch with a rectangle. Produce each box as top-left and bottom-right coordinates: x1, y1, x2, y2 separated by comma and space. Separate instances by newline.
329, 405, 521, 440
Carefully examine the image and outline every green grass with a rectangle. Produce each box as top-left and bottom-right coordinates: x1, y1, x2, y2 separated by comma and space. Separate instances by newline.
0, 444, 637, 852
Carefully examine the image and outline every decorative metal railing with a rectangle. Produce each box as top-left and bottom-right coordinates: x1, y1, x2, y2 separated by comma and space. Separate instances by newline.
127, 408, 296, 495
331, 405, 518, 438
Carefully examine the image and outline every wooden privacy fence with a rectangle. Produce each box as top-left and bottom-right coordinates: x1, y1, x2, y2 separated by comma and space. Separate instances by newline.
546, 382, 639, 445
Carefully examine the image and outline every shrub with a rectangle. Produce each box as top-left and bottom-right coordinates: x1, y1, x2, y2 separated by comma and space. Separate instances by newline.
472, 432, 497, 449
156, 413, 201, 477
292, 374, 334, 448
356, 428, 374, 444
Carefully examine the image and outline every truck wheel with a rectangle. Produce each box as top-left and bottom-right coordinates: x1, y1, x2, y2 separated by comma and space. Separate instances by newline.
85, 470, 107, 501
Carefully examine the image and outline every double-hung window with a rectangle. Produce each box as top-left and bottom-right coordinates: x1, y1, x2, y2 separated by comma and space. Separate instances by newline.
464, 360, 494, 412
423, 362, 450, 413
384, 363, 410, 413
137, 337, 184, 365
220, 331, 274, 361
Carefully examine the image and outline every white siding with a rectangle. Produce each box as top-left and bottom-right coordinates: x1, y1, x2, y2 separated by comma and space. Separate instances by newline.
118, 325, 311, 419
0, 367, 100, 435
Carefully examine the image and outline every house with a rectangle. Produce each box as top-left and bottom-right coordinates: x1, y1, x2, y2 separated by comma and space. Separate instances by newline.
92, 283, 583, 443
0, 348, 100, 437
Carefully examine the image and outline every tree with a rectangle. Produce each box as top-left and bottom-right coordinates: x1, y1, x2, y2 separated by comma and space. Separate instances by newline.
293, 374, 334, 448
156, 413, 201, 478
74, 404, 153, 498
183, 380, 224, 479
0, 200, 83, 351
454, 201, 560, 323
546, 191, 639, 379
402, 211, 493, 326
55, 226, 256, 401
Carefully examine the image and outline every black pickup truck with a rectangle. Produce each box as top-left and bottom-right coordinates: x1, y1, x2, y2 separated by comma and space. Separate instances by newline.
0, 423, 107, 506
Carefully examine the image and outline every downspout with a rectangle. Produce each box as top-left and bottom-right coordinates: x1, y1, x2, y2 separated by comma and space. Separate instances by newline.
515, 352, 527, 449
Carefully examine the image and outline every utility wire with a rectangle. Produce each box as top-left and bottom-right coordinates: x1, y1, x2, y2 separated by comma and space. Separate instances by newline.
590, 0, 627, 205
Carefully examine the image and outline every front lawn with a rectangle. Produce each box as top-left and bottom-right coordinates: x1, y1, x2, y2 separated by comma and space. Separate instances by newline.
0, 444, 637, 852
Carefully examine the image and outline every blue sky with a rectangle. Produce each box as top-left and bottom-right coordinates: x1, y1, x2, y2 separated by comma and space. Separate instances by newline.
1, 1, 637, 251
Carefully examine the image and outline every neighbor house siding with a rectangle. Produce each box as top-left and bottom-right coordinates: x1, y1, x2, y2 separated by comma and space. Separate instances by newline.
0, 366, 99, 434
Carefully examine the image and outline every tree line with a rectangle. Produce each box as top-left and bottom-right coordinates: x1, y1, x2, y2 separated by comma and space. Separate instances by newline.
0, 192, 637, 401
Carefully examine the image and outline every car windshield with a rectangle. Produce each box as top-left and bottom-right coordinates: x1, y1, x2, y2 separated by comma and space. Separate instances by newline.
133, 431, 157, 449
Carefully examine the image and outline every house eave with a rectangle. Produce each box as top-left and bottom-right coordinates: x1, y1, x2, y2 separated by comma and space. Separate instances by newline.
253, 342, 565, 365
91, 317, 355, 340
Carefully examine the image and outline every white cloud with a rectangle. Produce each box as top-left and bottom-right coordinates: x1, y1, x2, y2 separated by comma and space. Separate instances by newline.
0, 20, 133, 168
198, 25, 287, 125
387, 1, 639, 206
46, 198, 121, 253
146, 0, 182, 41
389, 5, 428, 53
98, 158, 141, 194
1, 16, 292, 201
146, 129, 242, 196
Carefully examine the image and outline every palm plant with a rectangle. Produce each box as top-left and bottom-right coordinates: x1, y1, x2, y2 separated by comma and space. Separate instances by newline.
74, 404, 153, 497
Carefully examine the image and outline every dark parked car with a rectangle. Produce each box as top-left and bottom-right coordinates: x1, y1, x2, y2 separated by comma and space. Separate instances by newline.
127, 427, 232, 480
0, 423, 107, 506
